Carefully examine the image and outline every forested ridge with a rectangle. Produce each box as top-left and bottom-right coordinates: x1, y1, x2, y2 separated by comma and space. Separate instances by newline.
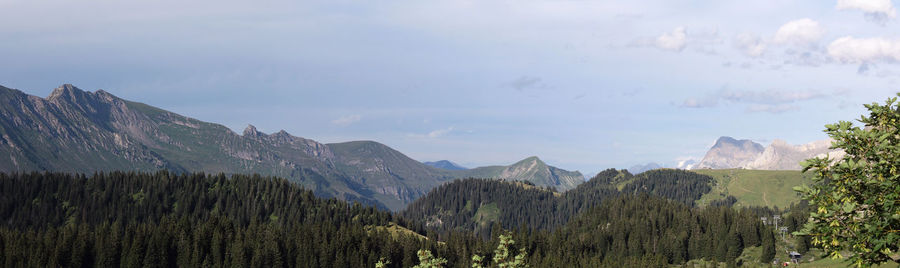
0, 170, 809, 267
403, 168, 721, 234
0, 172, 494, 267
523, 194, 776, 267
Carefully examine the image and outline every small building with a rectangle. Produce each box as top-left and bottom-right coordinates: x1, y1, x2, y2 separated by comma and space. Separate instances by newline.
789, 251, 802, 263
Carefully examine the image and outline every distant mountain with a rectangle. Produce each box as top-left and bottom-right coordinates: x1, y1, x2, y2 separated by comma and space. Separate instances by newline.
693, 136, 842, 170
695, 136, 765, 169
423, 160, 467, 170
457, 156, 584, 191
0, 84, 457, 210
744, 139, 842, 170
627, 162, 662, 174
0, 84, 587, 210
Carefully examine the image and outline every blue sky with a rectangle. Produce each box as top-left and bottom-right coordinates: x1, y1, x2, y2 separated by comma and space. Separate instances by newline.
2, 0, 900, 174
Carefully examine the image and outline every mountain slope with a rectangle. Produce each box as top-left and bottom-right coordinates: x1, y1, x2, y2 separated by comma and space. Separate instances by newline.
423, 160, 467, 170
693, 169, 815, 208
0, 84, 454, 210
327, 140, 452, 209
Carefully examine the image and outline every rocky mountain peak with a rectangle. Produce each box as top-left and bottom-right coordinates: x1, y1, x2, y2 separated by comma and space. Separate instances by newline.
268, 129, 297, 144
695, 136, 764, 169
745, 138, 840, 170
243, 124, 262, 137
713, 136, 739, 146
47, 84, 86, 101
518, 156, 545, 166
693, 136, 842, 170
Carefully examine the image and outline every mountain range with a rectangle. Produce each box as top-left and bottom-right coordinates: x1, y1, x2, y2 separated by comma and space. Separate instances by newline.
0, 84, 583, 210
694, 136, 842, 170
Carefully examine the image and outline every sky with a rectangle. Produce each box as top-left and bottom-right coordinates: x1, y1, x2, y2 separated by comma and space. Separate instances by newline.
2, 0, 900, 175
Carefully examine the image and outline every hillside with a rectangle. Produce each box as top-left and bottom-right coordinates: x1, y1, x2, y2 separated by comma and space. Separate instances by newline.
693, 169, 815, 209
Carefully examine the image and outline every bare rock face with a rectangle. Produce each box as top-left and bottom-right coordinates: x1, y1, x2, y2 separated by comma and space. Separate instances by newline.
693, 136, 844, 170
695, 137, 765, 169
745, 139, 843, 170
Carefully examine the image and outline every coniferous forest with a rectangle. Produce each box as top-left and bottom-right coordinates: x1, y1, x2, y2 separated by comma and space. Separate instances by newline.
0, 170, 808, 267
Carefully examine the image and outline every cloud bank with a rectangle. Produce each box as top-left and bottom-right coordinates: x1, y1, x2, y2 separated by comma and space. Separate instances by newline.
827, 36, 900, 63
682, 89, 827, 113
837, 0, 896, 23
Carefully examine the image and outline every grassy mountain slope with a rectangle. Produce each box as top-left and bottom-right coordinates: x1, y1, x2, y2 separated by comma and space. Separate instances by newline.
693, 169, 814, 209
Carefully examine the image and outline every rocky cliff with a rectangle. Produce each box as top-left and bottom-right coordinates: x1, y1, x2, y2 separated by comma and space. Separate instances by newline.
695, 137, 765, 169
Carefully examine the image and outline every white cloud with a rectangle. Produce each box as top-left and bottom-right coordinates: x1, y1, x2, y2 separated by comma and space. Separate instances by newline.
837, 0, 896, 23
734, 33, 766, 57
681, 89, 827, 113
409, 126, 455, 139
655, 26, 687, 52
827, 36, 900, 63
331, 114, 361, 126
676, 158, 697, 170
773, 19, 825, 47
427, 127, 454, 138
681, 97, 717, 108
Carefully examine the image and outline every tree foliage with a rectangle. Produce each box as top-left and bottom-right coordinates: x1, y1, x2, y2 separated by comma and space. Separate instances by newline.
797, 94, 900, 266
0, 171, 482, 267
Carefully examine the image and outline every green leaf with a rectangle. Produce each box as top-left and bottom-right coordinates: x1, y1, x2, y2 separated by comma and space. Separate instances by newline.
843, 202, 857, 213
